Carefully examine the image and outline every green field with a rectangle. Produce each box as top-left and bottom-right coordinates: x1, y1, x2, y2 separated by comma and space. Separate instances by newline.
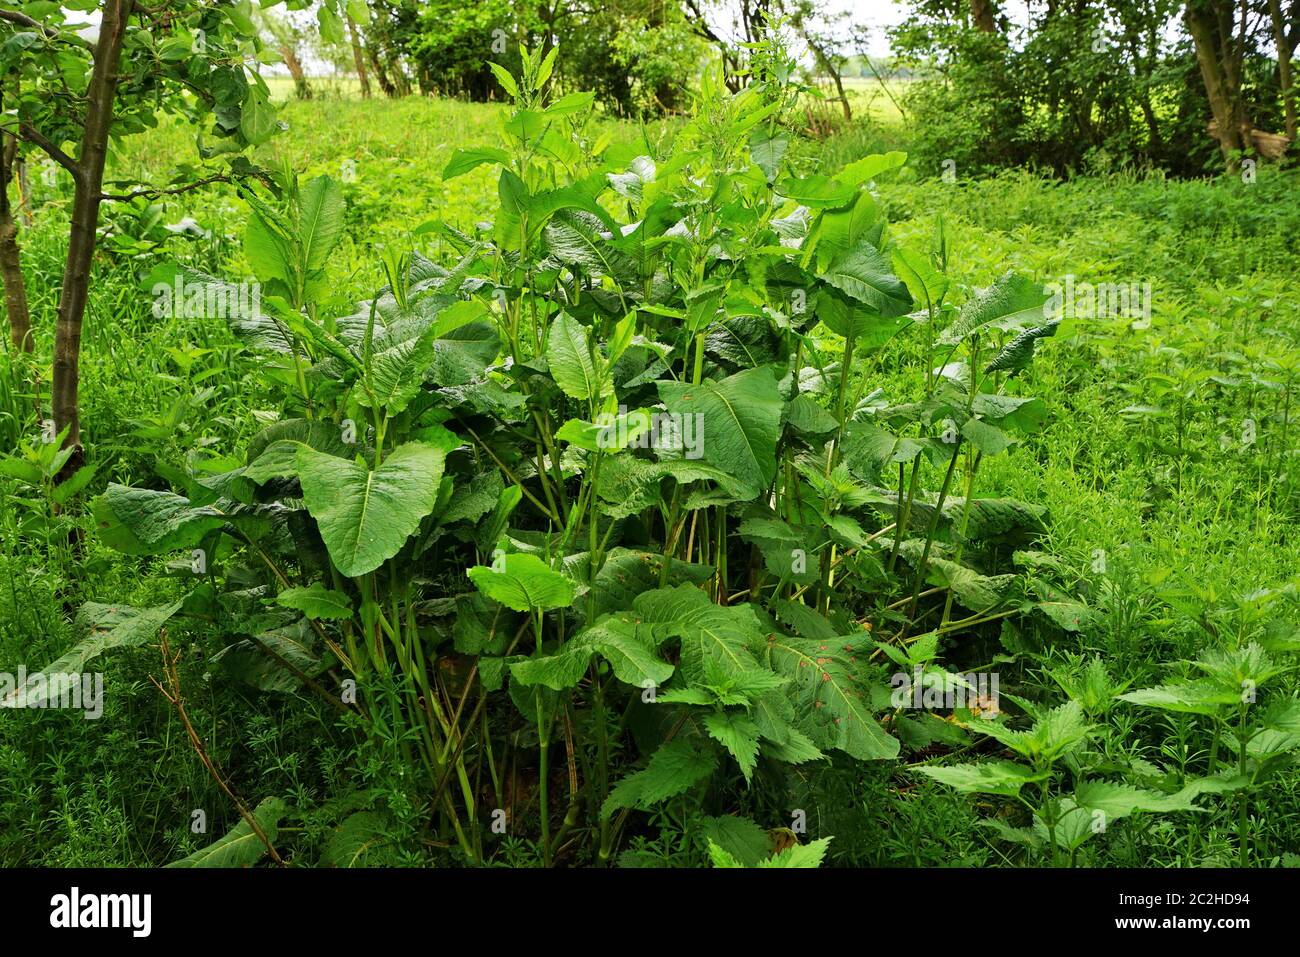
3, 85, 1299, 868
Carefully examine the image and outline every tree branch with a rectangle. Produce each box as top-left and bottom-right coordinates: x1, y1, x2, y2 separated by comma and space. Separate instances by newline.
0, 8, 94, 49
2, 122, 80, 178
98, 172, 231, 202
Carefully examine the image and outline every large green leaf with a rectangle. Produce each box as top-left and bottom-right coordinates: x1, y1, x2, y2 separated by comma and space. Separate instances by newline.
510, 614, 676, 691
546, 311, 602, 401
276, 583, 353, 621
1, 600, 185, 708
166, 797, 288, 868
767, 633, 900, 760
629, 585, 765, 684
657, 365, 784, 495
602, 737, 718, 818
985, 320, 1061, 374
1119, 680, 1242, 716
94, 485, 226, 556
704, 711, 761, 783
939, 271, 1049, 345
297, 442, 446, 577
914, 760, 1047, 796
299, 175, 345, 274
818, 243, 912, 318
467, 553, 576, 612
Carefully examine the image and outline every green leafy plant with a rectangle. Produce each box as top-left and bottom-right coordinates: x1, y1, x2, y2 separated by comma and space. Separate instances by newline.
32, 36, 1081, 867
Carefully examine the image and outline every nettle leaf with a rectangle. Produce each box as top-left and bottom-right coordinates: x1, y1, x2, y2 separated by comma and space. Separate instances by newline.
275, 583, 353, 621
1119, 680, 1242, 716
766, 633, 900, 760
510, 613, 675, 691
657, 365, 784, 496
1073, 781, 1204, 820
979, 700, 1090, 762
166, 797, 287, 868
297, 442, 446, 578
760, 836, 834, 868
914, 760, 1048, 796
602, 737, 718, 818
467, 553, 576, 612
546, 311, 603, 401
700, 815, 773, 866
1, 600, 185, 708
94, 485, 226, 556
704, 711, 761, 784
631, 585, 765, 683
939, 271, 1050, 345
587, 548, 714, 619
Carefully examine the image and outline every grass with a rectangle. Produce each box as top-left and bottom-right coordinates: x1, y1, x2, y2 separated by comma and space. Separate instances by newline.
2, 89, 1297, 867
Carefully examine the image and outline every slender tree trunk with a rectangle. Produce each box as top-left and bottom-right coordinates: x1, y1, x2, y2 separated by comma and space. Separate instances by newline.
1, 116, 32, 353
1268, 0, 1296, 139
53, 0, 132, 465
1186, 0, 1248, 164
802, 32, 851, 121
347, 15, 372, 98
280, 43, 312, 99
366, 35, 396, 97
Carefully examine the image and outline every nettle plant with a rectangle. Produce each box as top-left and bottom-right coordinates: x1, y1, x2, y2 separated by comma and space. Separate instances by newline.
43, 44, 1086, 866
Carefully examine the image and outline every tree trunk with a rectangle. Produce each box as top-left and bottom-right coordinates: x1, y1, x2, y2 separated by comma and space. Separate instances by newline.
802, 31, 852, 122
366, 34, 396, 97
347, 15, 372, 98
1268, 0, 1296, 139
0, 112, 32, 353
280, 43, 312, 99
972, 0, 997, 32
1186, 0, 1248, 164
53, 0, 132, 466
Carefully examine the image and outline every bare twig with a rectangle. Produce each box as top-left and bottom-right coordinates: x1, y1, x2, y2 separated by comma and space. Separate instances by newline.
150, 630, 286, 866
